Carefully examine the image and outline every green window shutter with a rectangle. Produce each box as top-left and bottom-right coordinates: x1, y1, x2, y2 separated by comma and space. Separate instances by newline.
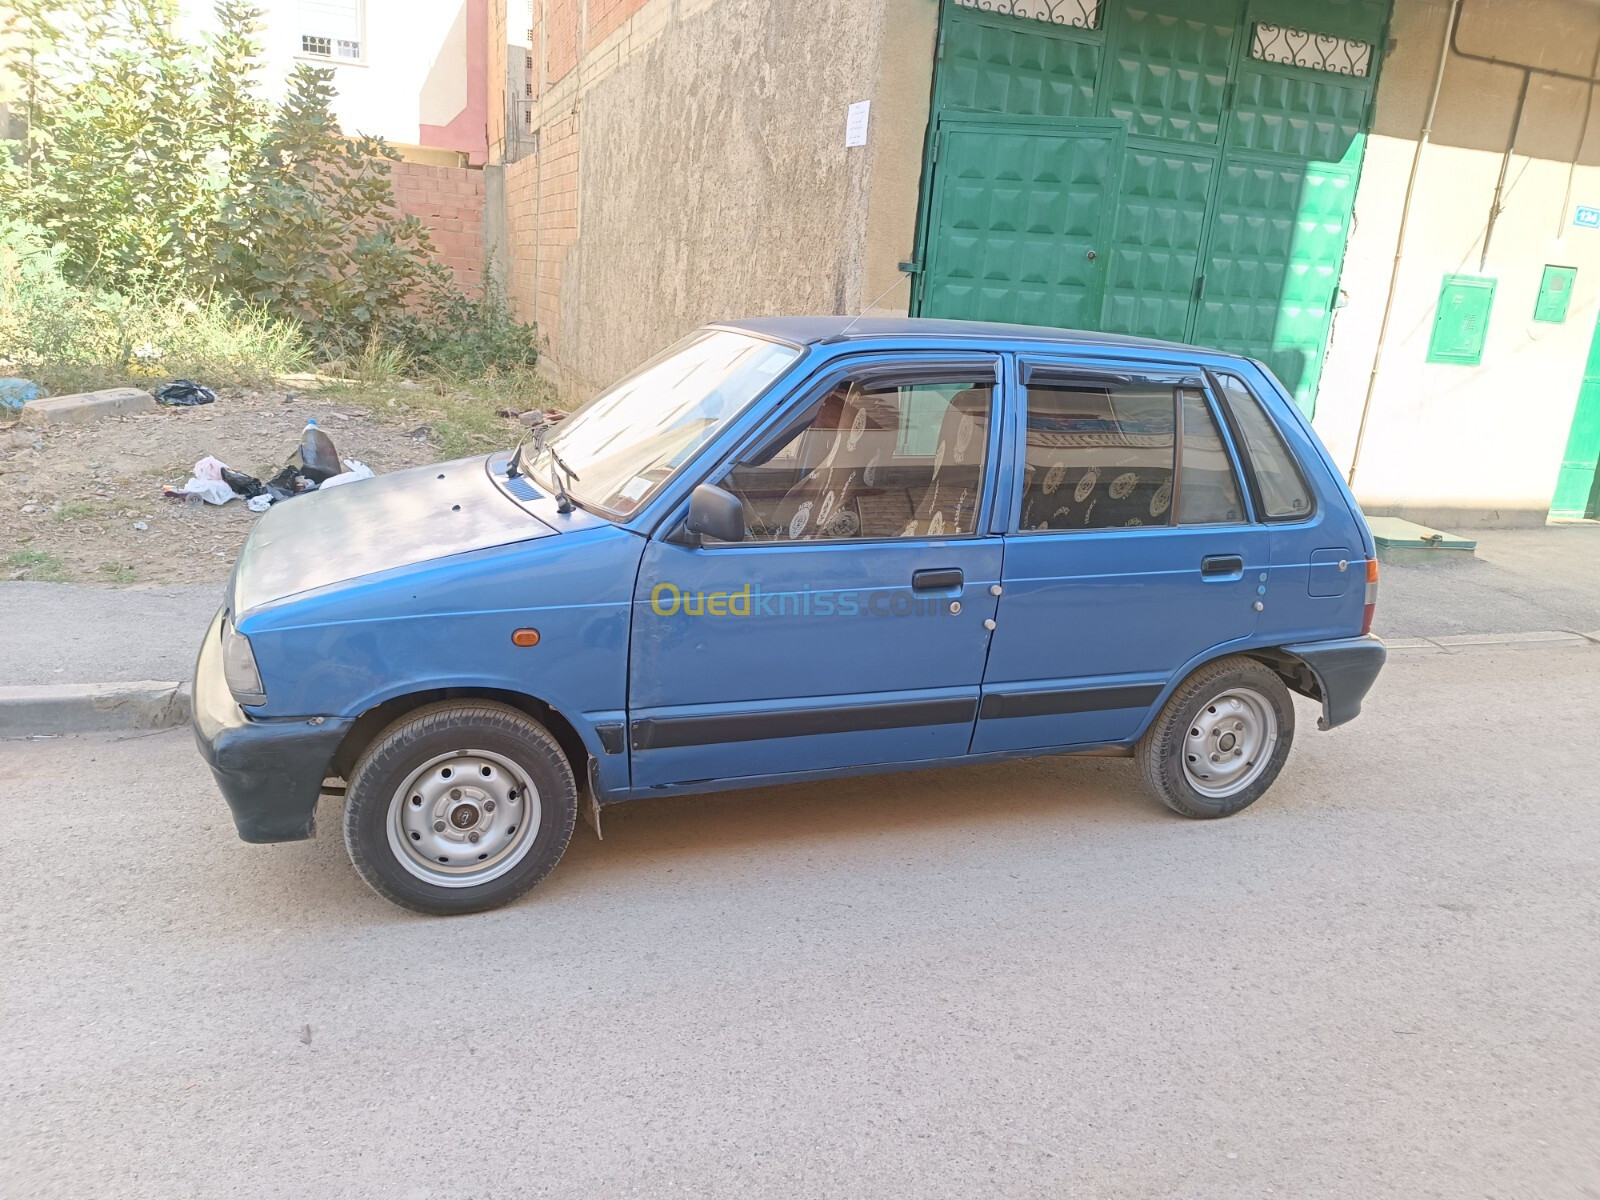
1426, 275, 1496, 366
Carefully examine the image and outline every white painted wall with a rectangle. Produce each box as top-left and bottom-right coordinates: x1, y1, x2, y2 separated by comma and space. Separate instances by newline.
1316, 0, 1600, 526
178, 0, 467, 148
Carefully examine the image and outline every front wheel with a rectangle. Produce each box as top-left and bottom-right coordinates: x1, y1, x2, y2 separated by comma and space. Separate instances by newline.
1136, 656, 1295, 819
343, 701, 577, 914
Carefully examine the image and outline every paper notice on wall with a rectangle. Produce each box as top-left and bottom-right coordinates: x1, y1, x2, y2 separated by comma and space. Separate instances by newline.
845, 101, 870, 148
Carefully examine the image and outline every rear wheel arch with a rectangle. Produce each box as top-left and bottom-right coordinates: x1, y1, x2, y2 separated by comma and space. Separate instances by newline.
330, 688, 591, 784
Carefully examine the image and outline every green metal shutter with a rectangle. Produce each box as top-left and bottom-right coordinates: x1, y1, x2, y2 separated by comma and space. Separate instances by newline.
919, 120, 1124, 329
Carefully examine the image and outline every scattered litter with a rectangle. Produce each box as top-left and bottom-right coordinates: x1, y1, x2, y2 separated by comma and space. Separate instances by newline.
154, 379, 217, 408
299, 1024, 312, 1045
222, 467, 266, 499
318, 458, 374, 489
163, 417, 382, 513
407, 425, 433, 441
0, 378, 46, 410
191, 456, 228, 482
294, 418, 341, 483
181, 477, 237, 506
132, 520, 148, 531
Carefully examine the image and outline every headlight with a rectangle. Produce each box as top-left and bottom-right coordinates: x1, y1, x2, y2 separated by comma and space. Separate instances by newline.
221, 619, 267, 706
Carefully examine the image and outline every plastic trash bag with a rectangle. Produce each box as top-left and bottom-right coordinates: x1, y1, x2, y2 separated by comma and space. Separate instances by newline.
181, 476, 237, 505
0, 378, 46, 410
246, 494, 272, 513
155, 380, 217, 407
318, 459, 376, 489
222, 467, 266, 499
192, 456, 228, 482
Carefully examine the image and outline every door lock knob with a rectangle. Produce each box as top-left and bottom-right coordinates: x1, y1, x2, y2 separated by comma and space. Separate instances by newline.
989, 584, 1002, 596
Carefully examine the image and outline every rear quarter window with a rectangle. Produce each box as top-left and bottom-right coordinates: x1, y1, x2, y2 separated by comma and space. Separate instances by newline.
1213, 373, 1313, 521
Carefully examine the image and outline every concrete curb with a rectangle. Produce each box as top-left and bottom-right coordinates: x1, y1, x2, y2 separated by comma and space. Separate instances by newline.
0, 680, 191, 736
1385, 630, 1599, 655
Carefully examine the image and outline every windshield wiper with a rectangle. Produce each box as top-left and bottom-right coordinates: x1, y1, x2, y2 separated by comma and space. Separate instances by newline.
547, 447, 580, 514
532, 428, 580, 514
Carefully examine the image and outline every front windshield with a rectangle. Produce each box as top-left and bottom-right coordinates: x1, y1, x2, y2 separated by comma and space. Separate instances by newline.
532, 329, 800, 516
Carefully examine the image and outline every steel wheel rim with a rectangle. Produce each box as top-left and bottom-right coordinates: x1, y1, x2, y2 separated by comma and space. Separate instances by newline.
386, 749, 542, 888
1181, 688, 1278, 799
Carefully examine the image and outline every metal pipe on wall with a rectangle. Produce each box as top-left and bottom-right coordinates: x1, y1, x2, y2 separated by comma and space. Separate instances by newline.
1479, 68, 1530, 272
1347, 0, 1462, 488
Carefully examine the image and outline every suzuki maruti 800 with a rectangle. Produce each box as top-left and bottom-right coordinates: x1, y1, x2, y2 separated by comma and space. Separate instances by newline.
193, 318, 1385, 914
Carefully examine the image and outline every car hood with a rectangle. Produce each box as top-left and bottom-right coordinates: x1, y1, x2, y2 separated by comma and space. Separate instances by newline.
231, 456, 556, 615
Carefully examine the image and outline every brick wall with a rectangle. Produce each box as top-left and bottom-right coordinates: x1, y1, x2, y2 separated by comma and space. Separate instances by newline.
586, 0, 650, 47
390, 160, 487, 296
543, 0, 582, 84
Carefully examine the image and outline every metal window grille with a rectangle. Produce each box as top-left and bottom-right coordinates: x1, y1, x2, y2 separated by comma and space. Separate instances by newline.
1250, 23, 1372, 77
300, 34, 332, 55
952, 0, 1099, 29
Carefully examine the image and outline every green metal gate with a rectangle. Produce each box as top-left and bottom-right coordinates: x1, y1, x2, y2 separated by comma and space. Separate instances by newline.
1550, 310, 1600, 520
913, 0, 1390, 417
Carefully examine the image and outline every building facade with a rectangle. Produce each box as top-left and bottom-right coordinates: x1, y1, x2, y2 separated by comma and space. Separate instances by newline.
486, 0, 1600, 527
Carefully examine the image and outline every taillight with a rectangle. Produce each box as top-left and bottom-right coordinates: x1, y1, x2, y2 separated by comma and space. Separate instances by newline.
1361, 558, 1379, 636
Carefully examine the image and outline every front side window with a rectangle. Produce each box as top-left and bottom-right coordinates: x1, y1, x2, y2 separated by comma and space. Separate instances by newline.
532, 329, 801, 517
1019, 379, 1176, 531
721, 374, 995, 541
1213, 373, 1312, 520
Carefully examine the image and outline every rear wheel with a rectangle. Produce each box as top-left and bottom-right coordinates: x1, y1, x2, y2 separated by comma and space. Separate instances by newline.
1136, 656, 1295, 819
343, 701, 577, 915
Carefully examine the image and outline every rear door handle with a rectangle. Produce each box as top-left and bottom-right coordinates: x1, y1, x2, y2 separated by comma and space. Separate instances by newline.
912, 568, 963, 592
1201, 555, 1244, 579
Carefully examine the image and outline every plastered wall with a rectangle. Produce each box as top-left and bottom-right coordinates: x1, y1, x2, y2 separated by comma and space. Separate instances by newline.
1319, 0, 1600, 526
490, 0, 937, 398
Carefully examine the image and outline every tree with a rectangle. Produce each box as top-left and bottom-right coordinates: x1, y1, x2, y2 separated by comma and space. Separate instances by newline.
213, 62, 455, 356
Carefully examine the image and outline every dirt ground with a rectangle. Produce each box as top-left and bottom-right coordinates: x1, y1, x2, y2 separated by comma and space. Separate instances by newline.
0, 385, 528, 587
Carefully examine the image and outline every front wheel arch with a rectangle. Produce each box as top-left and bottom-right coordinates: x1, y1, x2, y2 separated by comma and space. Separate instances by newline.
330, 688, 590, 785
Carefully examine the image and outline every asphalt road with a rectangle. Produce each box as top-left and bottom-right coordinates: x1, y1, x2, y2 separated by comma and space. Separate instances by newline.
3, 644, 1598, 1198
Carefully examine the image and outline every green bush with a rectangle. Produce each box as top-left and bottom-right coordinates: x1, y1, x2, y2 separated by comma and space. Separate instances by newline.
0, 0, 538, 378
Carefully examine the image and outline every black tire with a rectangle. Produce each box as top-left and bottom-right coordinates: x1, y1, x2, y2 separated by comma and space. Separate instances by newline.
343, 701, 577, 915
1136, 656, 1295, 819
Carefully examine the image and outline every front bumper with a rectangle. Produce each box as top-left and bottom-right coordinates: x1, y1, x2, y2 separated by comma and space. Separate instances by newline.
192, 609, 354, 843
1283, 634, 1387, 731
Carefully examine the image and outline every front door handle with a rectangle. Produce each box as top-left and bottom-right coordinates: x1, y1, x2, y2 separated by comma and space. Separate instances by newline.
1201, 555, 1244, 579
912, 568, 964, 592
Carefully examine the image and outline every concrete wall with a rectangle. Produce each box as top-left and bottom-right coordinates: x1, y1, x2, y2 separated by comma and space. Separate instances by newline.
1319, 0, 1600, 526
489, 0, 938, 399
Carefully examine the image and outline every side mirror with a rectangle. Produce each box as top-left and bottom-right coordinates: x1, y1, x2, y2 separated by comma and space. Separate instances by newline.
682, 483, 745, 545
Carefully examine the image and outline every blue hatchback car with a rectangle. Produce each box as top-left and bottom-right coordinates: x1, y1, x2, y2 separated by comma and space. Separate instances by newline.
193, 318, 1384, 914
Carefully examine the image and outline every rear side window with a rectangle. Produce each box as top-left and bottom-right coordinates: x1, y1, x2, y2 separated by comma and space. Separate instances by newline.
1213, 373, 1312, 520
1019, 380, 1175, 530
1177, 387, 1244, 525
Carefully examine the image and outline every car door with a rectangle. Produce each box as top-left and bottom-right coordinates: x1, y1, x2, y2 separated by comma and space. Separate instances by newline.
628, 355, 1008, 790
972, 360, 1268, 754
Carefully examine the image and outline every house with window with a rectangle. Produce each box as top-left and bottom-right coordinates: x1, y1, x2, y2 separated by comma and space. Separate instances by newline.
483, 0, 1600, 529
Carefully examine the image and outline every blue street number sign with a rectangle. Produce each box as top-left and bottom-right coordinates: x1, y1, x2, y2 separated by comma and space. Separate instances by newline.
1576, 206, 1600, 229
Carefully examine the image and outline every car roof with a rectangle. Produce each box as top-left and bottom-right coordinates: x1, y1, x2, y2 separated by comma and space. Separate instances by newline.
716, 315, 1252, 365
